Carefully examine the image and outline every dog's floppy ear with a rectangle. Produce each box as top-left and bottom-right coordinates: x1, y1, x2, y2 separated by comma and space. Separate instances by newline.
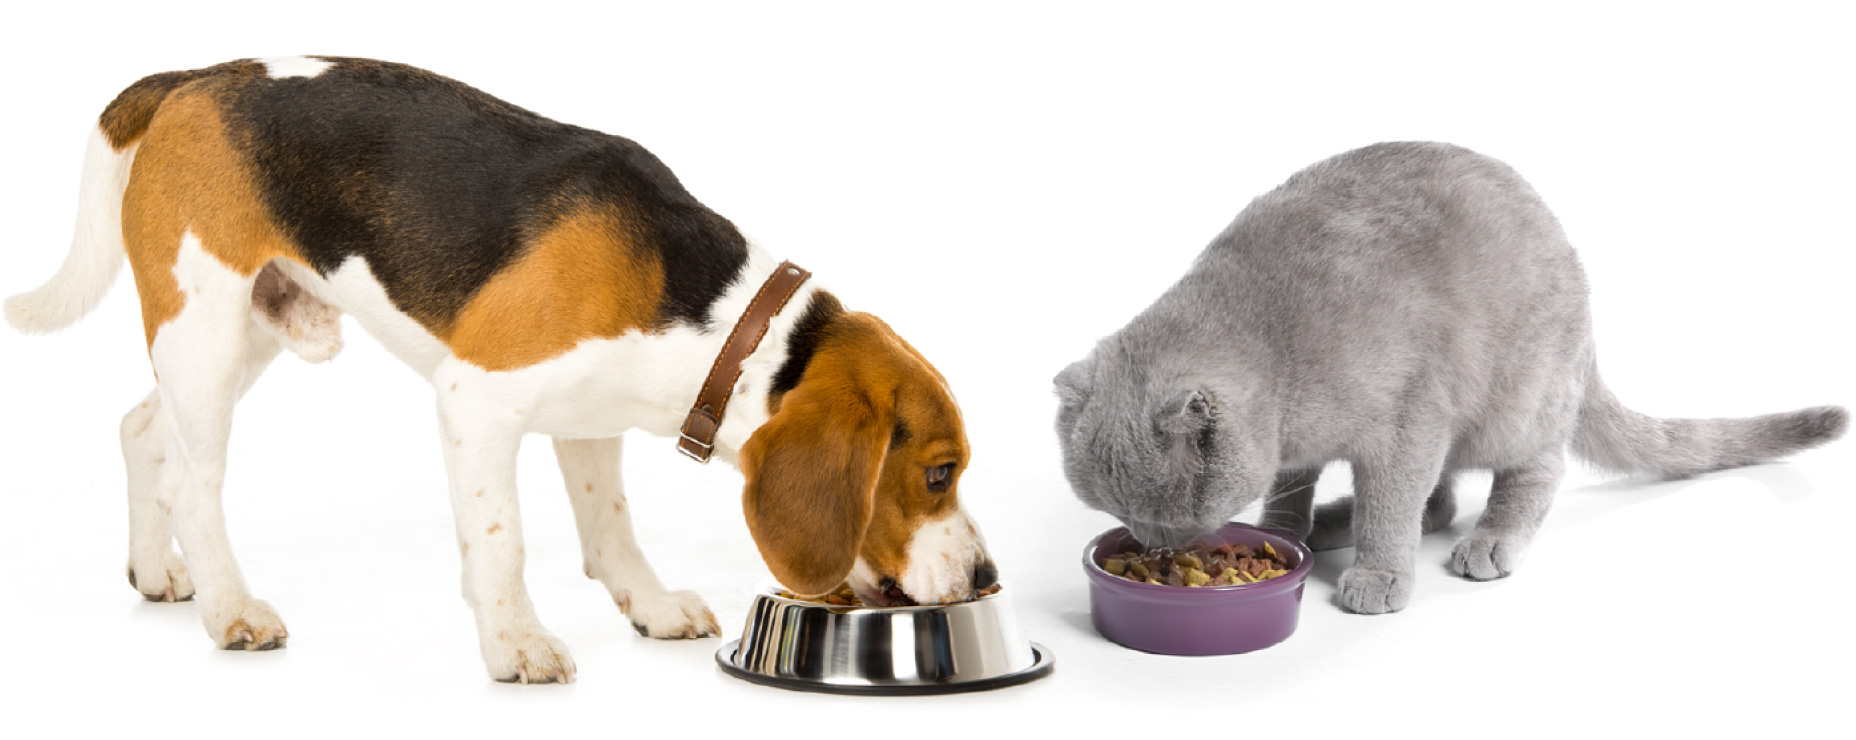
740, 371, 889, 596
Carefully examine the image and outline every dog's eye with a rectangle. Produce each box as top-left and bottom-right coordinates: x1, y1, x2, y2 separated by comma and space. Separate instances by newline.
926, 463, 956, 493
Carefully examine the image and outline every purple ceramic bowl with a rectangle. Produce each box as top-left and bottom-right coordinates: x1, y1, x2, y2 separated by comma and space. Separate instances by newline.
1083, 523, 1313, 656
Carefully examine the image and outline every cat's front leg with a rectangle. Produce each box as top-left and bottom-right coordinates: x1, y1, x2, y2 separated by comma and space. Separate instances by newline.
1450, 453, 1562, 580
1337, 431, 1450, 614
1306, 475, 1458, 551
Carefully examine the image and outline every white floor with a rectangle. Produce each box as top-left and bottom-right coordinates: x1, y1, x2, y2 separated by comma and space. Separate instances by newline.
2, 3, 1852, 738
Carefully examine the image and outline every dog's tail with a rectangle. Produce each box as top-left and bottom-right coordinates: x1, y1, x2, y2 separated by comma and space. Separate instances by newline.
5, 69, 203, 333
1571, 362, 1847, 478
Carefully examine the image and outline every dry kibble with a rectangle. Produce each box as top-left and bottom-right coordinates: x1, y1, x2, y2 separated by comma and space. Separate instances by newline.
779, 581, 1001, 606
1100, 539, 1295, 587
780, 583, 864, 606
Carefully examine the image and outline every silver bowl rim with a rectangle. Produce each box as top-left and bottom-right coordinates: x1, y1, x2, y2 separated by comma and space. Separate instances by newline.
755, 579, 1011, 612
715, 581, 1055, 695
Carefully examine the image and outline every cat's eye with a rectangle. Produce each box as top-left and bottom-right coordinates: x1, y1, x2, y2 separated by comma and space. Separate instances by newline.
926, 463, 956, 493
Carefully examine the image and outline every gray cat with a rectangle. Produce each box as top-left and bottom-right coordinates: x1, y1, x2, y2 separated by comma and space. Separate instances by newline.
1053, 141, 1847, 614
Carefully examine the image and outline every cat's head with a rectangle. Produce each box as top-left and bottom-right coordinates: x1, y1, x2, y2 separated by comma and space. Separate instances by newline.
1052, 347, 1275, 548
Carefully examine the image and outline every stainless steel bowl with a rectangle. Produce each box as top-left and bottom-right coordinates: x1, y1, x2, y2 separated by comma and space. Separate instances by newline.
715, 583, 1053, 695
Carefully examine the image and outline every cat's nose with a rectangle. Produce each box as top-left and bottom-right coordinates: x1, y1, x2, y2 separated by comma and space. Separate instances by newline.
1129, 520, 1203, 549
972, 560, 999, 591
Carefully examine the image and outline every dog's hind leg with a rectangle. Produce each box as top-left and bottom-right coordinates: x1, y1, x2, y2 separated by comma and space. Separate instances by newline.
554, 436, 720, 640
122, 390, 193, 602
125, 334, 287, 605
145, 234, 289, 650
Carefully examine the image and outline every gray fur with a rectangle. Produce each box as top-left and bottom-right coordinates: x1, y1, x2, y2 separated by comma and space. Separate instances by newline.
1053, 142, 1847, 614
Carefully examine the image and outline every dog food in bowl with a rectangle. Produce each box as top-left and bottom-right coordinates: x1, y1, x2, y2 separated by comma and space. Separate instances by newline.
777, 583, 1002, 606
1100, 541, 1292, 587
778, 584, 864, 606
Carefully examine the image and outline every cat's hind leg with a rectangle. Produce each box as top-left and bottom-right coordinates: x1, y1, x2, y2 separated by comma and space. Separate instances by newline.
1305, 473, 1458, 551
1449, 453, 1562, 580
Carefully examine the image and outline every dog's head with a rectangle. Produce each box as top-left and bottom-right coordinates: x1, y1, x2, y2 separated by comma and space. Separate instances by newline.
740, 306, 995, 607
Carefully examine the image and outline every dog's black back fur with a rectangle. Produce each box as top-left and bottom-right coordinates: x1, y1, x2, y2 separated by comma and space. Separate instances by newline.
216, 57, 748, 333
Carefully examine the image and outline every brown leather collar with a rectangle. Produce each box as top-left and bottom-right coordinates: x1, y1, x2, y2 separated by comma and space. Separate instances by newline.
678, 261, 812, 462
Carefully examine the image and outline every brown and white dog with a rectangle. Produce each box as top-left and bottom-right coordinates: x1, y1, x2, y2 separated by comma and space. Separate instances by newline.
5, 56, 996, 683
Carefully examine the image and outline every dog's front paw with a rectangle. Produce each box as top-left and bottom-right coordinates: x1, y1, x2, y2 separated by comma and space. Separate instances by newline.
622, 589, 720, 640
484, 628, 576, 684
203, 597, 288, 650
1450, 531, 1525, 581
127, 552, 195, 603
1337, 567, 1412, 614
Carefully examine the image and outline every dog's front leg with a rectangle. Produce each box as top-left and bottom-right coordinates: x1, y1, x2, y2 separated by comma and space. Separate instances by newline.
554, 436, 719, 639
437, 395, 574, 684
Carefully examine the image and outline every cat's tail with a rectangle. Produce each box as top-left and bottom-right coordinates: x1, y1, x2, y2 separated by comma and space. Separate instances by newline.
1571, 366, 1847, 478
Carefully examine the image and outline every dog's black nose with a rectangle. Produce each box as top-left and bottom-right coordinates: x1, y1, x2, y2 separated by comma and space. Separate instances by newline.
973, 560, 999, 591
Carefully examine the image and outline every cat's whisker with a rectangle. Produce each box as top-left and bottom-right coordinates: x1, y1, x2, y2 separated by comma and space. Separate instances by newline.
1257, 510, 1308, 530
1261, 481, 1312, 505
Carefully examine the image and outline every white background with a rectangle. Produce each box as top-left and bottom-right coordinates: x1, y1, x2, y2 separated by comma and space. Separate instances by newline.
2, 2, 1850, 737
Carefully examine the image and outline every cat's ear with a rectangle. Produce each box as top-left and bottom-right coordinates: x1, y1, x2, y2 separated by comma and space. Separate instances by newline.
1159, 389, 1213, 436
1159, 389, 1214, 481
1054, 358, 1094, 405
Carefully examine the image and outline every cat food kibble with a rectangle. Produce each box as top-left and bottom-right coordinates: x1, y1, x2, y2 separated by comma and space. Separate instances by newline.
1101, 541, 1292, 587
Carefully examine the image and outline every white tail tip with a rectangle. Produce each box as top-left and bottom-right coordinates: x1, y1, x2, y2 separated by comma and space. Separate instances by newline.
5, 290, 77, 334
9, 128, 137, 335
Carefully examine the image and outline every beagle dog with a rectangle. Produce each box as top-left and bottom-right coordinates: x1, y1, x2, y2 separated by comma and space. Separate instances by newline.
5, 56, 996, 683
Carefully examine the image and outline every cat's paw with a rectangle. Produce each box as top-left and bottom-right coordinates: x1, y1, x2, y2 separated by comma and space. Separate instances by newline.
1449, 531, 1525, 581
1336, 567, 1412, 614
